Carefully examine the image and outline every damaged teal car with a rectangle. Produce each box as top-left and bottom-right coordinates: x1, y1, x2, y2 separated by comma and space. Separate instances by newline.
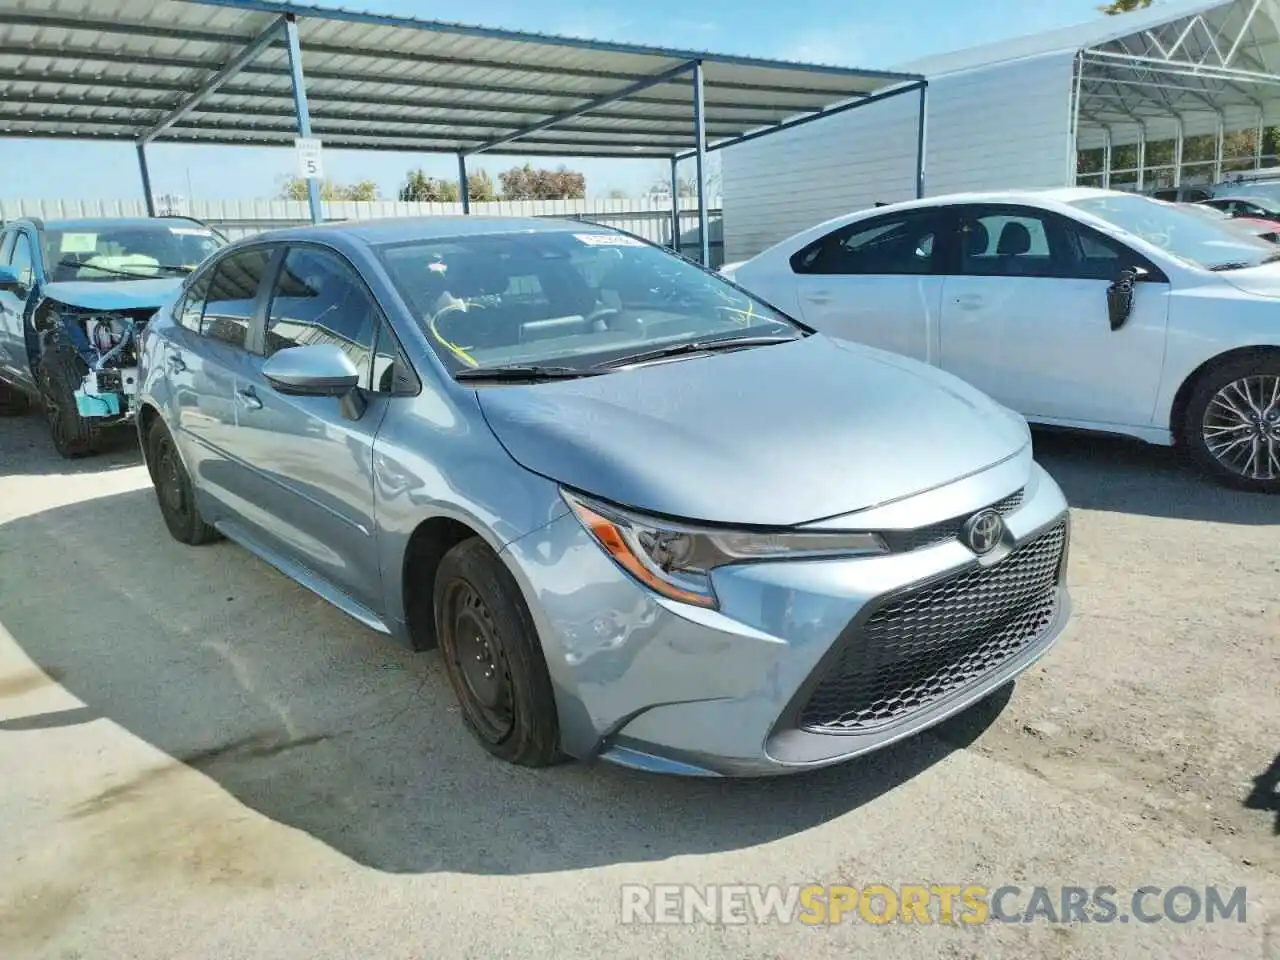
0, 216, 227, 456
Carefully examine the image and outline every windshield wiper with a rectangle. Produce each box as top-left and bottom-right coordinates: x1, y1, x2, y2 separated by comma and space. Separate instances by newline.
595, 334, 801, 370
454, 364, 603, 383
57, 258, 191, 279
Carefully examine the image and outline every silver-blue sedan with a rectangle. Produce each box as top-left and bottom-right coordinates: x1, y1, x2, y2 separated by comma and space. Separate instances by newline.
135, 216, 1072, 777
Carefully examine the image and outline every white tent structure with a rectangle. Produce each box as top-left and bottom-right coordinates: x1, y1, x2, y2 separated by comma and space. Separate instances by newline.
720, 0, 1280, 260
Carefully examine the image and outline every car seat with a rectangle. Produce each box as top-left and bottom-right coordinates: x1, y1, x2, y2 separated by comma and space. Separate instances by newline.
993, 221, 1037, 276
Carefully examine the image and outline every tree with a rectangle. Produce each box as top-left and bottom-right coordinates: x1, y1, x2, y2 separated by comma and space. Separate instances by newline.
499, 163, 587, 200
1098, 0, 1153, 13
466, 168, 499, 202
398, 168, 458, 202
280, 177, 379, 201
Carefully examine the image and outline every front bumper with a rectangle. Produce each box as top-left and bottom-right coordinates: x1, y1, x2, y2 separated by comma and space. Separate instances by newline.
500, 457, 1072, 777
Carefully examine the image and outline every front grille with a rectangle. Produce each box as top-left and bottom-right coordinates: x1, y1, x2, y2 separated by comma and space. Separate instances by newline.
881, 488, 1024, 553
799, 520, 1066, 733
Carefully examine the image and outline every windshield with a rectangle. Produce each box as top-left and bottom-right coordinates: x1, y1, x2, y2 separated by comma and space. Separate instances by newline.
41, 221, 226, 282
1068, 194, 1278, 271
376, 230, 801, 373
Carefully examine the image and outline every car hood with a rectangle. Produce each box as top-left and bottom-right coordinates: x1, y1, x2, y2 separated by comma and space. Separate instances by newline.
475, 335, 1030, 527
40, 278, 184, 312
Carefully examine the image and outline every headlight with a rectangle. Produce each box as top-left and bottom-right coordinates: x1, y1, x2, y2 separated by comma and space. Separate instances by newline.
561, 489, 888, 609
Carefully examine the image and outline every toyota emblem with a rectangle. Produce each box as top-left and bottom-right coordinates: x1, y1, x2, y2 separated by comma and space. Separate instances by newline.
961, 509, 1005, 555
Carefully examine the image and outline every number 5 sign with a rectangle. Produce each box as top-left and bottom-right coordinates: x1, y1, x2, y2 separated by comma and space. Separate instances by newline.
295, 137, 324, 179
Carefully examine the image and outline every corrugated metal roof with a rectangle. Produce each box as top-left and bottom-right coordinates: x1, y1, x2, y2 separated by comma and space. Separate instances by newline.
896, 0, 1235, 77
0, 0, 924, 158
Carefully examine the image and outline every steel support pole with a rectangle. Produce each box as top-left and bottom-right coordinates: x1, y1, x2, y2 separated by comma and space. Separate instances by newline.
1068, 54, 1084, 186
692, 60, 709, 266
283, 14, 322, 224
1102, 127, 1112, 189
1256, 109, 1265, 168
137, 143, 156, 217
1136, 125, 1147, 191
1214, 116, 1225, 181
457, 153, 470, 214
915, 82, 928, 198
1173, 117, 1184, 187
669, 156, 680, 253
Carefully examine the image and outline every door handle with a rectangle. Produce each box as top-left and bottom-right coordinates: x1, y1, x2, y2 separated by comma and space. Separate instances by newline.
236, 387, 262, 411
954, 294, 985, 309
166, 353, 187, 372
805, 290, 833, 305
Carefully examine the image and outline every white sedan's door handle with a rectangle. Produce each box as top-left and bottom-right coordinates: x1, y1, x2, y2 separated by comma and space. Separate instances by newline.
805, 289, 833, 305
954, 293, 985, 309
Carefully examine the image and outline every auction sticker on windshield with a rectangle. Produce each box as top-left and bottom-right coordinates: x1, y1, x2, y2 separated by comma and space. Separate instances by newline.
575, 233, 645, 246
59, 233, 98, 253
169, 226, 213, 237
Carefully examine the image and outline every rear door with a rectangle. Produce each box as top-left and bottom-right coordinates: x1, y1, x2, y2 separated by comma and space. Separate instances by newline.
787, 207, 951, 364
939, 203, 1171, 426
164, 244, 277, 518
223, 243, 391, 612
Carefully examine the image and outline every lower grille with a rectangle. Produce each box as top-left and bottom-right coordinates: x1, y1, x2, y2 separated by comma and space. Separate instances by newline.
799, 520, 1067, 733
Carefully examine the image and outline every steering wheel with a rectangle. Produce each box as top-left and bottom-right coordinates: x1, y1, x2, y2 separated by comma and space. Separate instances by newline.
584, 306, 621, 329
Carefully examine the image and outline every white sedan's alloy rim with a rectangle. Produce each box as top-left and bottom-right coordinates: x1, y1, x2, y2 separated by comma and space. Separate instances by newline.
1202, 374, 1280, 481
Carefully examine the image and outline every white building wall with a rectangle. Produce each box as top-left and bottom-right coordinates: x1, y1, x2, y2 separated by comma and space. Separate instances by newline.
721, 52, 1077, 262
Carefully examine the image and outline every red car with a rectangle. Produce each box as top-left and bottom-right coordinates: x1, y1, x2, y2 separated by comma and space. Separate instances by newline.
1196, 195, 1280, 236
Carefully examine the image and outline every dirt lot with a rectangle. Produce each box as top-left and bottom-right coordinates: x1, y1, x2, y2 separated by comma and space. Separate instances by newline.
1, 409, 1277, 959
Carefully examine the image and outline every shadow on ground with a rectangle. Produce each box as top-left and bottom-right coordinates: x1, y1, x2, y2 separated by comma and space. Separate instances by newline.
1245, 752, 1280, 835
0, 408, 141, 478
0, 486, 1009, 877
1029, 427, 1278, 525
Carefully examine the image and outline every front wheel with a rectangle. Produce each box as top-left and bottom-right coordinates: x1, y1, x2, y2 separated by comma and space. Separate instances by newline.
35, 342, 101, 458
434, 537, 563, 767
1182, 354, 1280, 494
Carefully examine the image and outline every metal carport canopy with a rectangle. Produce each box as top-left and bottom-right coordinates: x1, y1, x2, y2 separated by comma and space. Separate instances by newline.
0, 0, 927, 263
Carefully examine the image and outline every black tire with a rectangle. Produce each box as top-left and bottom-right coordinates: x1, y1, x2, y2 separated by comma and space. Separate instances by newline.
35, 340, 101, 458
0, 379, 30, 416
146, 417, 220, 545
1181, 352, 1280, 494
434, 537, 563, 767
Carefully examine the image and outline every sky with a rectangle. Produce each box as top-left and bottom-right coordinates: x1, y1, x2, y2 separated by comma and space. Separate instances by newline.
0, 0, 1118, 203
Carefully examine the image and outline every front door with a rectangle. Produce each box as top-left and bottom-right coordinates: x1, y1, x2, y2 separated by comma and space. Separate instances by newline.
227, 243, 388, 612
938, 204, 1171, 428
789, 208, 948, 364
0, 230, 37, 389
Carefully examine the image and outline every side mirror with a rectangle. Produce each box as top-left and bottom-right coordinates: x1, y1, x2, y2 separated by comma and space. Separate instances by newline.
263, 344, 367, 419
0, 264, 22, 293
1105, 265, 1148, 331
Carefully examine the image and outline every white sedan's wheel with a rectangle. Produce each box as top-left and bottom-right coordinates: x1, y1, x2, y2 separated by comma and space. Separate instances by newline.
1184, 356, 1280, 493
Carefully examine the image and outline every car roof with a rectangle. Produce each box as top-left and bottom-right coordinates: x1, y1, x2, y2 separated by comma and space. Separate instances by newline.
261, 215, 621, 246
13, 216, 211, 231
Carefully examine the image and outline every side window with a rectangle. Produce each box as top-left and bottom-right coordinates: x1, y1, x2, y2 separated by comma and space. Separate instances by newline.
957, 209, 1055, 278
177, 269, 213, 333
1061, 220, 1153, 282
199, 248, 271, 349
370, 318, 417, 395
266, 246, 377, 386
10, 234, 35, 289
0, 230, 14, 265
791, 214, 941, 276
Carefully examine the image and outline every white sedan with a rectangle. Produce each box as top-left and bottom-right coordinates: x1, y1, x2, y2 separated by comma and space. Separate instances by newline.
721, 187, 1280, 493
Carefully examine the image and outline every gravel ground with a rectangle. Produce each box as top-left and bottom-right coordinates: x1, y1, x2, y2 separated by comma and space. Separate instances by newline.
1, 410, 1277, 959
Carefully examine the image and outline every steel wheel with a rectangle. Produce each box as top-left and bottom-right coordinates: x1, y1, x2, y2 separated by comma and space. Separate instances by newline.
1201, 374, 1280, 482
440, 578, 516, 745
154, 431, 194, 527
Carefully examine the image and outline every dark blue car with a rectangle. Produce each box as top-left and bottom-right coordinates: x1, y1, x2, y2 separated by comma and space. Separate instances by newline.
0, 216, 227, 456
